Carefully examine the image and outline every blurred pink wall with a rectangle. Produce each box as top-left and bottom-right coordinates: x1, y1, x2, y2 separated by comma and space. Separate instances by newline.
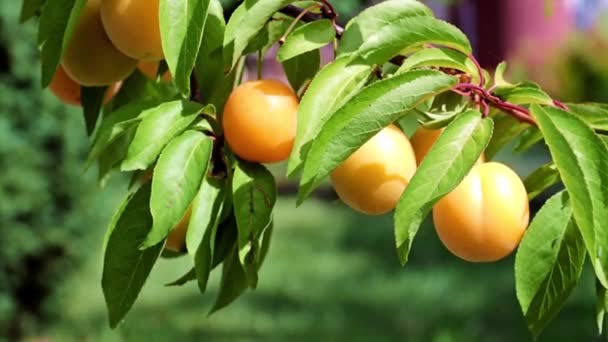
501, 0, 574, 65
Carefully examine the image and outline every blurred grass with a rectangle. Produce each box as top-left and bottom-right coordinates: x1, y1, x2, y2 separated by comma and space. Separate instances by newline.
44, 185, 596, 342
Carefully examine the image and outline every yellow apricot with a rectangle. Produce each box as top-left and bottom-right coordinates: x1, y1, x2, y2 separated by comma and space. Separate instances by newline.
410, 126, 486, 166
165, 206, 192, 253
49, 65, 121, 106
330, 125, 417, 215
101, 0, 164, 61
62, 0, 137, 86
137, 61, 172, 82
222, 80, 299, 163
432, 162, 530, 262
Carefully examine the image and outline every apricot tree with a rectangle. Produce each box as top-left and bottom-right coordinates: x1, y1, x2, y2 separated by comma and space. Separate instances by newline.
20, 0, 608, 338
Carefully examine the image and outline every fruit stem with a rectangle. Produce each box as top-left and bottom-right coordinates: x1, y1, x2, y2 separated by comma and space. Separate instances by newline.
279, 4, 322, 45
468, 54, 485, 87
454, 83, 536, 126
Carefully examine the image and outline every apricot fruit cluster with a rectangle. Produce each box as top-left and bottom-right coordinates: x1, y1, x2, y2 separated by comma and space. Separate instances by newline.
329, 124, 529, 263
48, 0, 168, 106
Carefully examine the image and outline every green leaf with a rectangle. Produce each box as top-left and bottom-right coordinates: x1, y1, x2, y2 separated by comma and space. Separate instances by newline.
396, 47, 474, 75
210, 242, 249, 314
20, 0, 45, 22
493, 83, 553, 106
485, 113, 527, 160
394, 110, 493, 264
121, 100, 207, 171
350, 16, 472, 66
195, 0, 233, 113
416, 91, 468, 130
143, 130, 213, 248
287, 56, 372, 176
566, 103, 608, 131
524, 163, 561, 201
493, 61, 513, 87
192, 177, 227, 293
212, 214, 238, 269
277, 19, 334, 62
244, 15, 294, 56
86, 101, 164, 170
597, 280, 607, 335
298, 69, 457, 203
97, 128, 136, 186
515, 191, 586, 338
338, 0, 432, 56
112, 70, 178, 109
187, 177, 225, 255
81, 86, 106, 136
223, 0, 291, 70
232, 162, 277, 287
258, 220, 273, 268
165, 268, 196, 287
531, 105, 608, 288
515, 127, 544, 152
281, 49, 320, 93
102, 183, 164, 328
37, 0, 86, 87
160, 0, 210, 95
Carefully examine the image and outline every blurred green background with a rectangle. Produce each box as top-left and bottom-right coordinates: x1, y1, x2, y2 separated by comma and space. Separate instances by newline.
0, 1, 604, 341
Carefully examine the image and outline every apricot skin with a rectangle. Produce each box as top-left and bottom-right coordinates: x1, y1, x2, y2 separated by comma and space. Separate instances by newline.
222, 80, 299, 163
101, 0, 164, 61
62, 0, 137, 86
165, 207, 192, 253
411, 127, 485, 165
137, 61, 172, 82
49, 65, 121, 106
432, 162, 530, 262
330, 125, 417, 215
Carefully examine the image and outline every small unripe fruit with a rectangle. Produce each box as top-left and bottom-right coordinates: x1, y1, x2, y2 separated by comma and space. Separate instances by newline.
101, 0, 164, 61
62, 0, 137, 86
137, 61, 172, 82
165, 207, 192, 253
222, 80, 298, 163
411, 126, 486, 166
330, 125, 417, 215
433, 162, 530, 262
49, 65, 121, 106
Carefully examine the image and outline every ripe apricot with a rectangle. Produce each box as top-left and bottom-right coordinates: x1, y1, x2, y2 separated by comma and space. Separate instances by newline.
222, 80, 298, 163
165, 207, 192, 253
137, 61, 172, 82
62, 0, 136, 86
433, 162, 529, 262
101, 0, 164, 61
49, 65, 121, 106
411, 126, 486, 165
330, 125, 417, 215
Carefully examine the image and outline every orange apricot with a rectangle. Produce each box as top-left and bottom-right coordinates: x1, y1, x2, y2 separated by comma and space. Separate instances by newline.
137, 61, 172, 82
165, 206, 192, 253
410, 126, 486, 166
101, 0, 164, 61
330, 125, 417, 215
222, 80, 299, 163
62, 0, 137, 86
49, 65, 121, 106
432, 162, 530, 262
